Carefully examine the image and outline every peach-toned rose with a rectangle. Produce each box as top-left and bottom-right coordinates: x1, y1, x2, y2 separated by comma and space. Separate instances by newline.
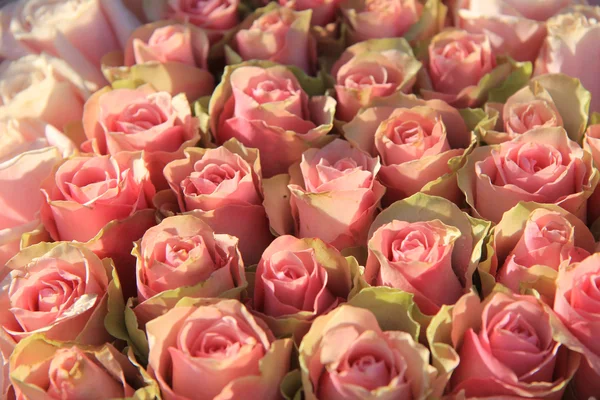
128, 24, 203, 67
584, 124, 600, 167
344, 93, 472, 204
0, 54, 94, 131
299, 305, 437, 399
279, 0, 340, 26
159, 140, 273, 264
146, 298, 292, 400
457, 127, 598, 223
81, 84, 200, 188
210, 63, 336, 177
331, 38, 422, 121
0, 0, 141, 85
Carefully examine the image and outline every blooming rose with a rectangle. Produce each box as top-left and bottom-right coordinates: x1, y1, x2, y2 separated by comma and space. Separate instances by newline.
146, 298, 292, 400
253, 235, 360, 340
535, 6, 600, 114
0, 242, 121, 349
279, 0, 340, 26
344, 93, 472, 204
230, 6, 315, 74
331, 38, 422, 121
553, 253, 600, 399
134, 214, 246, 302
0, 54, 94, 131
159, 140, 273, 264
364, 193, 490, 315
457, 127, 598, 223
9, 335, 158, 400
429, 289, 580, 398
453, 0, 581, 62
0, 0, 141, 85
299, 305, 437, 399
0, 147, 62, 267
209, 62, 336, 177
81, 84, 200, 188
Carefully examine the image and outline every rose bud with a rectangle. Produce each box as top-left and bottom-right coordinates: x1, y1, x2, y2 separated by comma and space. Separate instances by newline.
535, 6, 600, 113
0, 0, 141, 85
101, 21, 215, 102
331, 38, 422, 121
209, 62, 336, 177
457, 127, 598, 224
0, 54, 94, 131
344, 92, 473, 205
429, 288, 580, 398
252, 235, 362, 341
146, 298, 292, 400
158, 139, 273, 264
279, 0, 341, 26
9, 335, 158, 399
299, 305, 438, 399
364, 193, 490, 315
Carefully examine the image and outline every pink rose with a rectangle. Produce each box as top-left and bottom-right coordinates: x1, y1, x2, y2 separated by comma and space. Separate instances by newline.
159, 140, 273, 264
457, 127, 598, 223
81, 84, 200, 188
279, 0, 340, 26
134, 215, 246, 302
253, 235, 359, 340
9, 336, 157, 400
146, 298, 292, 400
0, 242, 120, 349
331, 38, 422, 121
535, 6, 600, 113
343, 93, 472, 204
454, 0, 580, 62
0, 54, 94, 131
231, 6, 316, 74
299, 305, 437, 399
0, 0, 141, 85
210, 63, 336, 177
553, 253, 600, 400
584, 124, 600, 166
340, 0, 423, 43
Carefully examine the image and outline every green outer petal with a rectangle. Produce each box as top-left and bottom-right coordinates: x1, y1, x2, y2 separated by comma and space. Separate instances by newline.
487, 57, 533, 104
281, 369, 303, 400
405, 0, 447, 46
191, 95, 213, 145
591, 112, 600, 125
105, 262, 128, 341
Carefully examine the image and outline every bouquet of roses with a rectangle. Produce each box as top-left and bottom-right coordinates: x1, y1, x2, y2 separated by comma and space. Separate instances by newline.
1, 0, 600, 398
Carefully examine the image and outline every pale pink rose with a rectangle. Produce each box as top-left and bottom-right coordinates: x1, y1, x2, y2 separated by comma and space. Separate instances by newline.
129, 24, 200, 67
331, 38, 422, 121
0, 0, 141, 85
504, 100, 563, 136
584, 124, 600, 167
340, 0, 423, 43
135, 215, 245, 302
458, 127, 598, 223
210, 64, 336, 177
81, 84, 200, 189
288, 139, 386, 250
0, 147, 62, 268
299, 305, 437, 399
233, 7, 315, 73
146, 298, 292, 400
279, 0, 340, 26
160, 141, 274, 264
0, 242, 117, 350
0, 54, 94, 131
454, 0, 580, 62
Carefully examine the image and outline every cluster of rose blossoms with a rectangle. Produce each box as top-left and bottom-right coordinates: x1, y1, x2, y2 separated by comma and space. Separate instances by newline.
2, 0, 600, 399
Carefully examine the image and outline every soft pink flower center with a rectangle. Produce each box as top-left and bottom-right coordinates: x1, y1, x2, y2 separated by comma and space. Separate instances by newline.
109, 103, 168, 134
439, 40, 478, 61
164, 237, 204, 266
177, 0, 231, 15
247, 78, 299, 104
540, 221, 569, 244
183, 162, 239, 196
344, 64, 390, 88
252, 11, 290, 32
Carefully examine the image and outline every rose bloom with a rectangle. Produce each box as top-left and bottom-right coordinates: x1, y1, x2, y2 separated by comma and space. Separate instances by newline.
343, 93, 472, 204
146, 298, 292, 400
210, 64, 336, 177
340, 0, 423, 43
535, 6, 600, 114
0, 0, 141, 85
453, 0, 580, 62
0, 54, 94, 131
299, 305, 437, 399
232, 7, 315, 74
0, 242, 118, 349
554, 253, 600, 400
431, 290, 580, 398
160, 140, 273, 264
279, 0, 340, 26
81, 84, 200, 188
458, 127, 598, 223
331, 38, 422, 121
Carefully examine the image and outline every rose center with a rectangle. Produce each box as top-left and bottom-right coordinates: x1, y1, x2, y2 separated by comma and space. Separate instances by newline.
540, 222, 569, 244
441, 40, 477, 60
333, 157, 359, 172
111, 103, 168, 134
390, 230, 431, 262
392, 120, 427, 144
37, 281, 72, 312
182, 163, 239, 196
503, 315, 540, 347
163, 237, 203, 267
180, 0, 229, 14
248, 79, 297, 104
